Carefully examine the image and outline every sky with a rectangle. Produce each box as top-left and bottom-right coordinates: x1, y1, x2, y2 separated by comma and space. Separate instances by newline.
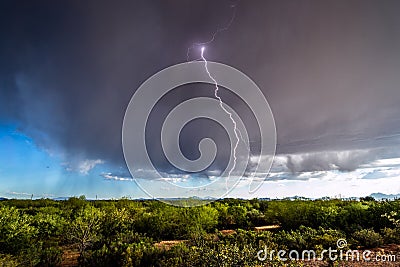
1, 0, 400, 199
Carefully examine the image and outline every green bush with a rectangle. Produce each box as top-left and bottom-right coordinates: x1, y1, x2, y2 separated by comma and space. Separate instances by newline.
381, 227, 400, 244
38, 246, 63, 267
0, 206, 37, 254
0, 253, 20, 266
68, 205, 104, 262
19, 243, 63, 267
352, 228, 383, 248
314, 228, 346, 249
32, 211, 66, 239
85, 231, 156, 267
276, 226, 318, 251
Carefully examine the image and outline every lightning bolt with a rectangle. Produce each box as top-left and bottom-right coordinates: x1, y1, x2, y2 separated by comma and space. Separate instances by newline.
200, 46, 240, 189
187, 2, 239, 61
187, 1, 248, 191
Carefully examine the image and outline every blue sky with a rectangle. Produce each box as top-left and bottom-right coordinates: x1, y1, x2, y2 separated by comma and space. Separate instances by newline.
0, 123, 147, 199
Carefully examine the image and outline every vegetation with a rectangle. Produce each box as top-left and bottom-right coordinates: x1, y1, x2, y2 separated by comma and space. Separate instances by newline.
0, 196, 399, 266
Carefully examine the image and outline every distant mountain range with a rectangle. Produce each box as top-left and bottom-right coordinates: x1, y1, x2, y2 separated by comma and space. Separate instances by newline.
52, 197, 70, 201
369, 193, 400, 200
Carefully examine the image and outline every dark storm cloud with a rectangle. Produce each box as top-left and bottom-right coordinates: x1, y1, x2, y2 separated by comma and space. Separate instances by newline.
286, 149, 377, 173
2, 0, 400, 174
0, 0, 236, 167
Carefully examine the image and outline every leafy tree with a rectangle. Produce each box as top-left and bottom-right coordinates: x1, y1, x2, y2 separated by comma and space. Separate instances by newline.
360, 196, 375, 202
227, 204, 248, 228
69, 205, 104, 260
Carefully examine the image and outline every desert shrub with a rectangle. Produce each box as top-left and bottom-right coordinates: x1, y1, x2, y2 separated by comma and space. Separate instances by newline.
85, 231, 156, 267
20, 243, 63, 267
32, 211, 66, 240
276, 226, 318, 251
381, 227, 400, 244
352, 228, 383, 248
0, 253, 20, 266
38, 246, 63, 267
68, 205, 104, 263
314, 228, 346, 249
0, 206, 37, 254
382, 211, 400, 228
100, 207, 131, 238
335, 202, 370, 234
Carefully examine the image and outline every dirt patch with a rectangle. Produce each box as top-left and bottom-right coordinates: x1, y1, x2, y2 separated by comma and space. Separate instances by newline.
61, 246, 79, 267
154, 240, 188, 251
219, 229, 236, 236
254, 225, 281, 232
